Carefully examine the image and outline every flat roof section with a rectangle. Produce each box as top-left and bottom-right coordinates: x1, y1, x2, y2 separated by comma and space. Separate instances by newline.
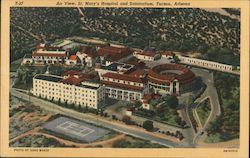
79, 81, 101, 90
79, 84, 99, 90
105, 62, 124, 71
34, 74, 63, 82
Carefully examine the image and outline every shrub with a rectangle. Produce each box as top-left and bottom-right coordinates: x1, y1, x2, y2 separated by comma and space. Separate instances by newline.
112, 140, 131, 148
104, 112, 108, 117
142, 120, 154, 131
122, 115, 132, 125
112, 115, 117, 120
166, 131, 171, 135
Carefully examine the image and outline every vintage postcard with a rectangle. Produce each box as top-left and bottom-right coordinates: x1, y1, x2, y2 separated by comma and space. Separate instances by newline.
0, 0, 249, 157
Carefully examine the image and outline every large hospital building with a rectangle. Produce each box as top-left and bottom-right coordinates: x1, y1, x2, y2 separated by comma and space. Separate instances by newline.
32, 73, 105, 109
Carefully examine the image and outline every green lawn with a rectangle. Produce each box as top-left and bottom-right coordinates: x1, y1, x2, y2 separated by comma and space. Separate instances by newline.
196, 98, 211, 126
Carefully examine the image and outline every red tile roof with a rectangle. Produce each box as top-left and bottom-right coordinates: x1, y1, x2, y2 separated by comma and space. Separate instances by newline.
80, 46, 91, 54
98, 46, 130, 53
61, 76, 83, 85
142, 93, 156, 104
36, 44, 64, 51
102, 72, 146, 83
124, 57, 144, 67
97, 46, 133, 61
33, 43, 67, 57
63, 70, 82, 76
63, 70, 97, 81
142, 92, 161, 104
137, 51, 157, 57
160, 51, 174, 56
79, 73, 97, 81
32, 52, 67, 57
127, 68, 146, 78
148, 64, 196, 84
69, 55, 78, 60
147, 76, 171, 85
79, 46, 97, 57
36, 44, 62, 50
101, 80, 144, 91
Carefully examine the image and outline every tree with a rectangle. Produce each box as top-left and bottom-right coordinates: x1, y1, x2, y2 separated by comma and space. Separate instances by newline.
207, 117, 221, 135
180, 120, 187, 127
64, 101, 68, 108
174, 116, 182, 125
95, 56, 101, 63
112, 140, 131, 148
112, 115, 118, 120
134, 101, 142, 108
162, 95, 179, 109
194, 77, 203, 90
126, 103, 134, 110
104, 112, 108, 117
122, 115, 131, 125
149, 99, 159, 107
231, 87, 240, 100
77, 104, 82, 111
196, 44, 208, 53
142, 120, 154, 131
57, 98, 61, 104
155, 105, 164, 115
173, 55, 180, 63
84, 8, 101, 18
187, 95, 195, 105
100, 110, 104, 116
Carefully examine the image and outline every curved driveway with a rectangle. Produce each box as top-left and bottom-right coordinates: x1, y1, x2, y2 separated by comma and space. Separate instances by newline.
191, 68, 221, 144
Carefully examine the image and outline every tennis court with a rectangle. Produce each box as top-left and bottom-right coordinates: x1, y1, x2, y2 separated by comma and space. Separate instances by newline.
43, 117, 110, 142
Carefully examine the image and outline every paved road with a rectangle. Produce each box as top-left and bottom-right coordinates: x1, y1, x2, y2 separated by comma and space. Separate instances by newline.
192, 68, 221, 126
190, 68, 221, 144
179, 108, 195, 145
11, 89, 189, 148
